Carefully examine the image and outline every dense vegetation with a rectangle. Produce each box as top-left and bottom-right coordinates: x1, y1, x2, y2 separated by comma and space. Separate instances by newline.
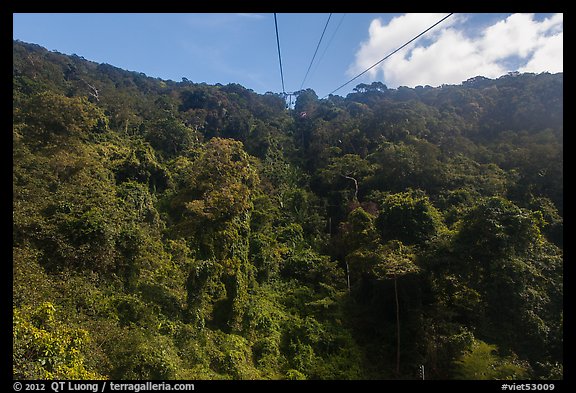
13, 40, 563, 380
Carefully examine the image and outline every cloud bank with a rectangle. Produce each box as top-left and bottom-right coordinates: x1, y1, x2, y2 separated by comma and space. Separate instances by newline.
349, 13, 563, 88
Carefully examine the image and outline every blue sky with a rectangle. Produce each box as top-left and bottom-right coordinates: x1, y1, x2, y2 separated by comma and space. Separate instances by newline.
13, 13, 563, 98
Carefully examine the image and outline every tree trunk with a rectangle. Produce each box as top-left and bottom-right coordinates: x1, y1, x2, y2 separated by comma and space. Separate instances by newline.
394, 273, 400, 377
345, 260, 351, 293
341, 174, 358, 201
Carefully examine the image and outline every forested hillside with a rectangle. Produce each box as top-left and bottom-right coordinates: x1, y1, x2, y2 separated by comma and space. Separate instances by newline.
13, 39, 563, 380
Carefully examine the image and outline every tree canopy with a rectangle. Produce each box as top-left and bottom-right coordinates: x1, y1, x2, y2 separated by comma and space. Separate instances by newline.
13, 40, 562, 381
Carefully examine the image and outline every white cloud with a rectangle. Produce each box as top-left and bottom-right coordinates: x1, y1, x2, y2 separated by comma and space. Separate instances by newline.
519, 32, 563, 73
349, 13, 563, 88
351, 13, 455, 78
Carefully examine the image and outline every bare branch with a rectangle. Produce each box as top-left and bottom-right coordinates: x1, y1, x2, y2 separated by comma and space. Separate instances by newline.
341, 174, 358, 201
81, 78, 100, 102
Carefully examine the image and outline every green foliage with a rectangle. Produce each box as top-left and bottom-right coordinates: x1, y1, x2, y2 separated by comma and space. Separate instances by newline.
425, 196, 563, 372
375, 190, 445, 245
12, 40, 562, 380
367, 138, 445, 193
144, 117, 200, 158
16, 91, 108, 148
13, 246, 55, 308
170, 138, 258, 230
13, 303, 104, 379
455, 196, 544, 260
105, 328, 180, 380
113, 141, 169, 192
209, 332, 260, 379
453, 339, 529, 380
318, 154, 376, 200
337, 207, 379, 259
